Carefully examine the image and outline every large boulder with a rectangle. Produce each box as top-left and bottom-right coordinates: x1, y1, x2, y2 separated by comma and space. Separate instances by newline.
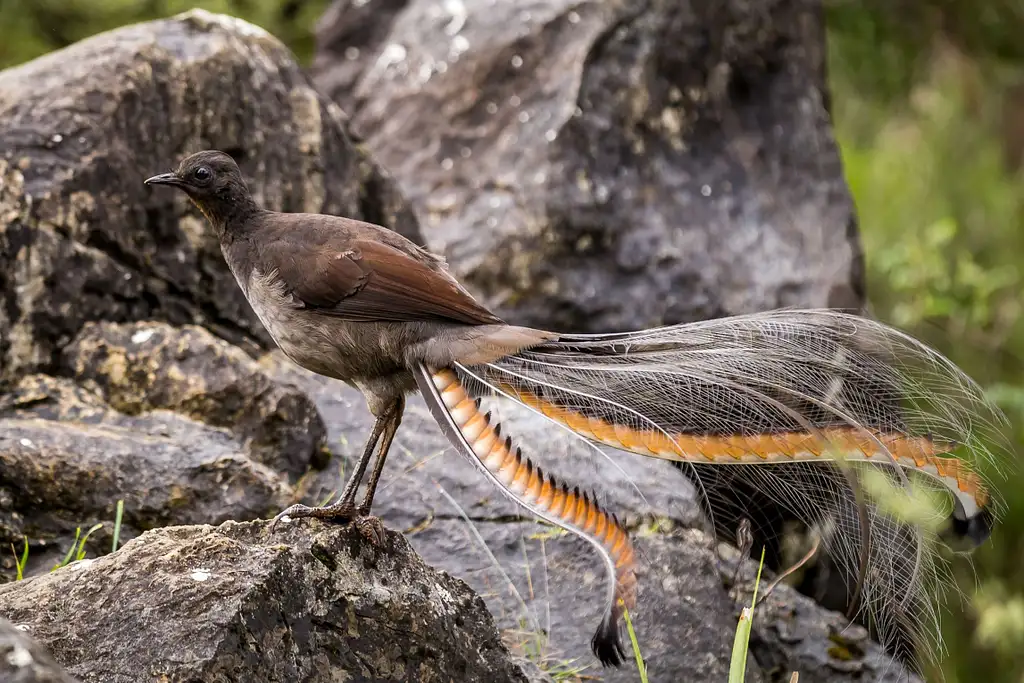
0, 372, 291, 577
313, 0, 864, 332
0, 4, 903, 680
0, 520, 532, 683
0, 8, 420, 384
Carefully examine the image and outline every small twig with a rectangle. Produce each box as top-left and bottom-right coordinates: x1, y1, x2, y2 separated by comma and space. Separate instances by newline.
758, 533, 821, 607
730, 518, 754, 598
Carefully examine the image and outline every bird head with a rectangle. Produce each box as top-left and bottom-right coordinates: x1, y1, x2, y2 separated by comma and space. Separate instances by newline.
145, 150, 256, 229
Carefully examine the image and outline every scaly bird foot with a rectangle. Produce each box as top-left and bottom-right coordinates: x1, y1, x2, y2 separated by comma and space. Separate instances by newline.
270, 501, 386, 545
270, 500, 357, 532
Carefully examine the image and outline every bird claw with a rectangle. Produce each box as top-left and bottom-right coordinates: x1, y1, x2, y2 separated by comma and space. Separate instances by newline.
269, 501, 385, 546
353, 515, 386, 546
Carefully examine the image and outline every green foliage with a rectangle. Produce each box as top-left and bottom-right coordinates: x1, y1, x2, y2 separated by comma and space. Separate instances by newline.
973, 582, 1024, 657
0, 0, 330, 70
9, 539, 28, 581
829, 14, 1024, 683
858, 467, 949, 534
836, 64, 1022, 351
53, 523, 104, 571
826, 0, 1024, 103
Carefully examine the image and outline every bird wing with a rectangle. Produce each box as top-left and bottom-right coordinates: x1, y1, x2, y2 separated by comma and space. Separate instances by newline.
262, 233, 504, 326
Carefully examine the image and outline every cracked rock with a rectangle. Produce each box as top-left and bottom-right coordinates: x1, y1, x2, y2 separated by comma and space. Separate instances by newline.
62, 320, 329, 480
0, 374, 290, 579
0, 521, 531, 683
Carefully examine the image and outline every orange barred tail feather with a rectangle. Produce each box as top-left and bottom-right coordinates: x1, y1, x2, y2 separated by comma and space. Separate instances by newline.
413, 365, 638, 667
449, 308, 1012, 669
506, 388, 991, 528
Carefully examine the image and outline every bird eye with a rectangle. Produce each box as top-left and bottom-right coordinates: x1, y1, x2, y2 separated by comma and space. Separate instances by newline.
193, 166, 212, 183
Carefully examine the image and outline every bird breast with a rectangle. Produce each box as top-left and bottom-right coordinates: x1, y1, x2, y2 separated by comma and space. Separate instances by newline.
243, 268, 361, 381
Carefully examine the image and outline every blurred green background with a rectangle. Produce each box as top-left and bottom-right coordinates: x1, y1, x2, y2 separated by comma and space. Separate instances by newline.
0, 1, 1021, 681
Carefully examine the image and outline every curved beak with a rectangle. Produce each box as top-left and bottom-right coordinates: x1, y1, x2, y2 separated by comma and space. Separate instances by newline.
144, 172, 184, 187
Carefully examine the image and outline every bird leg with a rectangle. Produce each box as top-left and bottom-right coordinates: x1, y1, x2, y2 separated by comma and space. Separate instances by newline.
345, 405, 402, 547
270, 399, 403, 544
357, 396, 405, 517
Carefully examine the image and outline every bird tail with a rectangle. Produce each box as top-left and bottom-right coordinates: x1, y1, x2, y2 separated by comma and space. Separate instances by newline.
425, 308, 1011, 668
413, 364, 637, 666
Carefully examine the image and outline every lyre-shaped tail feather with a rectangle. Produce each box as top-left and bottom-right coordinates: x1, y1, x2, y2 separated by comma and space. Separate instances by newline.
458, 308, 1012, 668
413, 364, 638, 667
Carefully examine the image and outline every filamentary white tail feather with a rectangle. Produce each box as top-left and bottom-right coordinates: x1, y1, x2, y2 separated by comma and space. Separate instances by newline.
453, 308, 1012, 670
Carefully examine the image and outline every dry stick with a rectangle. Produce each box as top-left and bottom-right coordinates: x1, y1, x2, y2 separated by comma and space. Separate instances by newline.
757, 532, 821, 607
730, 518, 754, 599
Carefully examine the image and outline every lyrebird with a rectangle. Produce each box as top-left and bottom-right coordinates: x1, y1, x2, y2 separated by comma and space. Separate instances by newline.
146, 150, 1011, 669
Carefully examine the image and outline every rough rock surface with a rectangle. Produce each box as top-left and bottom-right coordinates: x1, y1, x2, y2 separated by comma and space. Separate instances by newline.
314, 0, 864, 332
0, 618, 79, 683
0, 521, 532, 683
0, 8, 421, 384
0, 373, 290, 577
62, 320, 328, 479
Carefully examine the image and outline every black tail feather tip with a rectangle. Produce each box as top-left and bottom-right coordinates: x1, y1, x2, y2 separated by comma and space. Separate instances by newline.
591, 616, 625, 668
947, 505, 995, 549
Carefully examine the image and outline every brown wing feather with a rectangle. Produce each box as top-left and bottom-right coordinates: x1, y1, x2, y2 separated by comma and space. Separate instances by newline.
263, 230, 503, 326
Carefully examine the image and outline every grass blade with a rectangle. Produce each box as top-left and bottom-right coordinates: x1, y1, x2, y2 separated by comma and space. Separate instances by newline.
54, 527, 82, 571
10, 539, 28, 581
728, 546, 766, 683
623, 603, 648, 683
76, 523, 104, 561
112, 500, 124, 553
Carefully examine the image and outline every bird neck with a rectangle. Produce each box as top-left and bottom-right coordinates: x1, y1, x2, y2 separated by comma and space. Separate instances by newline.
194, 193, 261, 238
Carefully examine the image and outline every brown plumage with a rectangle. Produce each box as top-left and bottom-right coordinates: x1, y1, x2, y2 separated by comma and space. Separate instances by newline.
144, 151, 630, 663
145, 151, 553, 530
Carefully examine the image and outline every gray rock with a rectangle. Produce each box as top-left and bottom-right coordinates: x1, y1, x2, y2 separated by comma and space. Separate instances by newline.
313, 0, 864, 333
0, 8, 420, 384
0, 520, 532, 683
0, 4, 896, 681
0, 618, 80, 683
0, 374, 290, 578
62, 320, 329, 480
